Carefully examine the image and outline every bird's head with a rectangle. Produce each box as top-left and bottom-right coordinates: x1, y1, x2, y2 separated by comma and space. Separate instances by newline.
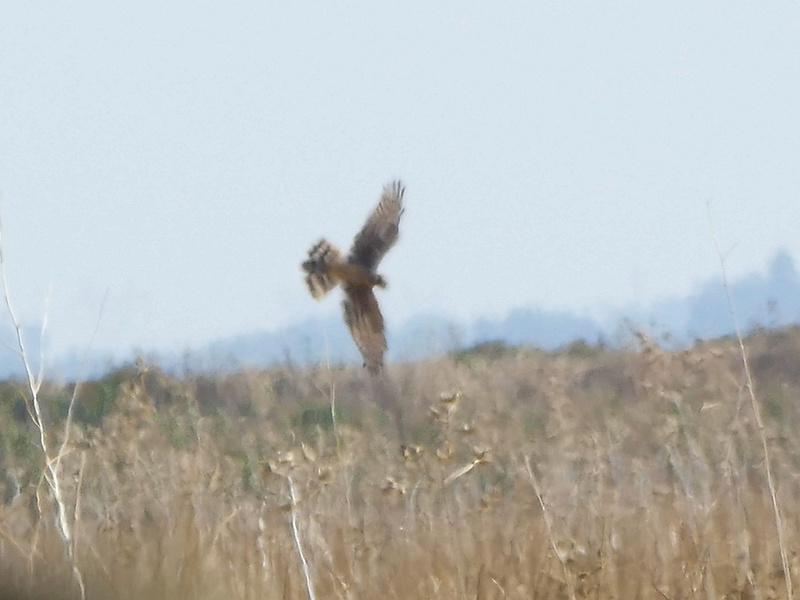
373, 274, 388, 289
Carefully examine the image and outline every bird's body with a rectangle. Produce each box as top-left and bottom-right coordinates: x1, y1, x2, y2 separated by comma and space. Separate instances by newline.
301, 181, 405, 373
304, 251, 383, 291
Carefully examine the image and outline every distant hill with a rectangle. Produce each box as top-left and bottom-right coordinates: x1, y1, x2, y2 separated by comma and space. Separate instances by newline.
617, 249, 800, 343
1, 250, 798, 379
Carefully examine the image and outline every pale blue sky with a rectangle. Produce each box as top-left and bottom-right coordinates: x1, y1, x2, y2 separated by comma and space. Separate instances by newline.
1, 2, 798, 356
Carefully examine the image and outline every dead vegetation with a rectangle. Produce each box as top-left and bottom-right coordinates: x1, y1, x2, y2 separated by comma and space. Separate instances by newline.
1, 326, 800, 599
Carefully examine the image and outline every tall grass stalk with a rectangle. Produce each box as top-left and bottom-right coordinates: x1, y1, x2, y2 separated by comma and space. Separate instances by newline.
709, 203, 792, 600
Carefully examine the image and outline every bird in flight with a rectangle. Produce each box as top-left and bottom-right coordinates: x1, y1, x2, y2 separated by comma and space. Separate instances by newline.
302, 181, 405, 374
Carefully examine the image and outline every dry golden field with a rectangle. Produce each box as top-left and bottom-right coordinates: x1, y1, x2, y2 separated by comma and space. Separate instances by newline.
1, 327, 800, 599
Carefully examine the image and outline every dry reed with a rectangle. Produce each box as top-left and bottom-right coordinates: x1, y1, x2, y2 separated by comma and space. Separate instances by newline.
1, 326, 800, 599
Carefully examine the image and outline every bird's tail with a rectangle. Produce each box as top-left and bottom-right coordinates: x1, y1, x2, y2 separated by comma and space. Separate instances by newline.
302, 239, 342, 299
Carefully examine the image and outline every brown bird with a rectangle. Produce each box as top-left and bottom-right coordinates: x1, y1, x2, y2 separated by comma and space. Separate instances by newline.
302, 181, 405, 374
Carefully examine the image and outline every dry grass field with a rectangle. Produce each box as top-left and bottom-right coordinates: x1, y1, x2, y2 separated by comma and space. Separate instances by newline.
1, 326, 799, 599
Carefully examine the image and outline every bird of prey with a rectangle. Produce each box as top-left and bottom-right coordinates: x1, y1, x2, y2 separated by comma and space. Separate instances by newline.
302, 181, 405, 374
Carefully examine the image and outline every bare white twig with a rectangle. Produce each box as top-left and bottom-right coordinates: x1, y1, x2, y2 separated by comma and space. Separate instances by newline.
0, 216, 71, 546
707, 202, 792, 600
286, 475, 316, 600
71, 451, 87, 600
0, 205, 90, 600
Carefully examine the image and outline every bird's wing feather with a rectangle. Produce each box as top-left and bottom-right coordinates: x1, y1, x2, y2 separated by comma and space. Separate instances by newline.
302, 239, 343, 298
348, 181, 404, 271
342, 285, 386, 373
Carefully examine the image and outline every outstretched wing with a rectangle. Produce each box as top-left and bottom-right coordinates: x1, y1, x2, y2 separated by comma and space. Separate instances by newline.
348, 180, 405, 272
342, 285, 386, 374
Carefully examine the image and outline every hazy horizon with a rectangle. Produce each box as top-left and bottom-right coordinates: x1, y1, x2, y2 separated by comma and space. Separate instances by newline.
0, 247, 794, 382
2, 3, 799, 357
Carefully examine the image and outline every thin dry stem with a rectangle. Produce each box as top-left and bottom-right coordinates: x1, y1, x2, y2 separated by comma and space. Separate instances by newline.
71, 451, 87, 600
524, 455, 577, 600
286, 475, 316, 600
708, 202, 792, 600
